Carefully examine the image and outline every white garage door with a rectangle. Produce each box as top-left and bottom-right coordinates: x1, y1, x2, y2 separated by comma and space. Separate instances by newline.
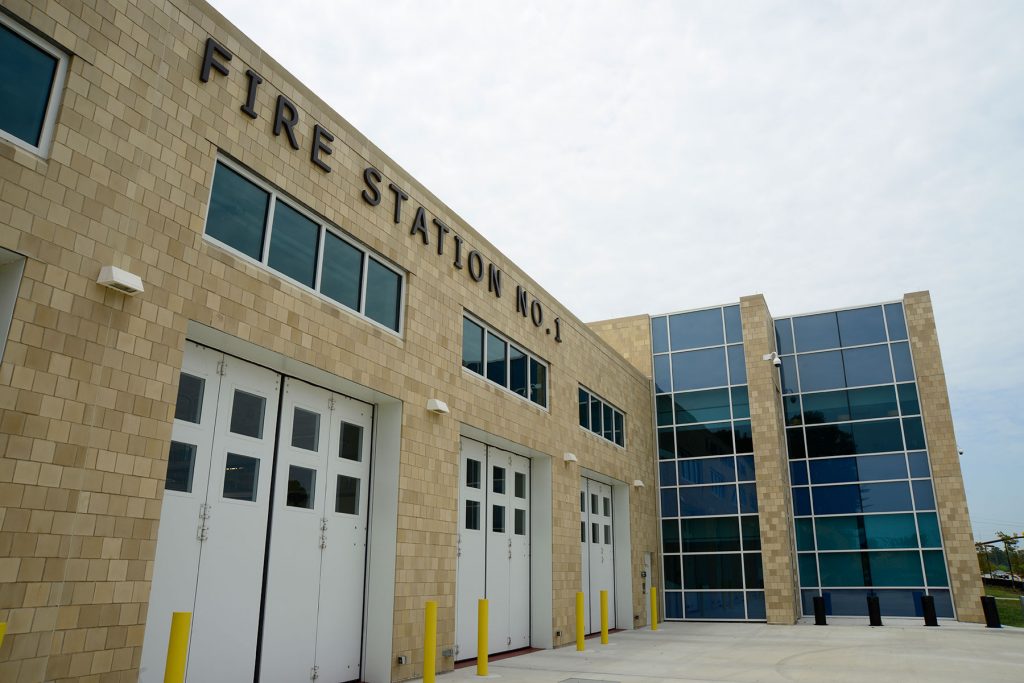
581, 477, 616, 634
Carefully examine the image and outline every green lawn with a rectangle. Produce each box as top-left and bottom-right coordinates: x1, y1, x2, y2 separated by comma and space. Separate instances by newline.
984, 584, 1024, 628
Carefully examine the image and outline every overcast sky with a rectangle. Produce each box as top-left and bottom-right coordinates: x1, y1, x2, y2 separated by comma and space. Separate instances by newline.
207, 0, 1023, 541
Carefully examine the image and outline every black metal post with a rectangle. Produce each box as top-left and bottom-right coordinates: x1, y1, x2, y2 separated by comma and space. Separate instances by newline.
813, 596, 827, 625
921, 595, 938, 626
981, 596, 1001, 628
867, 595, 882, 626
1004, 539, 1018, 592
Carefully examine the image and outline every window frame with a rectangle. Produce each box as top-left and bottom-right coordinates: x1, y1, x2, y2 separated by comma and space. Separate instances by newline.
461, 311, 549, 409
578, 384, 626, 448
203, 156, 406, 336
0, 14, 68, 157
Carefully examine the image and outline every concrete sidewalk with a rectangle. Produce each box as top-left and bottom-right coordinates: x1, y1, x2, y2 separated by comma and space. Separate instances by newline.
413, 620, 1024, 682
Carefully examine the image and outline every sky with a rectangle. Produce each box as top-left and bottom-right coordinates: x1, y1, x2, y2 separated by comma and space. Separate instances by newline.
207, 0, 1023, 541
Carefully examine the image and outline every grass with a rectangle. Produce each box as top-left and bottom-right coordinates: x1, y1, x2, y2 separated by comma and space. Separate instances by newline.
984, 584, 1024, 628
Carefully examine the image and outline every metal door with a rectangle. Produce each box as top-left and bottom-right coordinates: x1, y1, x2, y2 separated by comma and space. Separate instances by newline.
455, 439, 487, 660
485, 449, 512, 653
582, 478, 616, 634
579, 482, 591, 632
507, 453, 530, 649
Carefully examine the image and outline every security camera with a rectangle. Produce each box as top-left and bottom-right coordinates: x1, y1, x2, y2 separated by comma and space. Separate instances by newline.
958, 448, 964, 456
773, 355, 782, 367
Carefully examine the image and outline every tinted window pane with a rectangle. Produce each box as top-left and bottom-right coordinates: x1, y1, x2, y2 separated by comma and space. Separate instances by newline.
848, 385, 899, 420
912, 480, 936, 510
321, 232, 362, 310
784, 395, 802, 425
787, 427, 806, 459
799, 555, 819, 587
0, 24, 58, 147
672, 347, 728, 390
801, 390, 848, 424
724, 305, 742, 344
837, 307, 887, 347
492, 505, 505, 533
742, 515, 761, 550
515, 472, 526, 499
727, 344, 746, 385
515, 508, 527, 535
747, 591, 766, 620
340, 422, 362, 461
684, 591, 745, 619
614, 411, 624, 446
736, 455, 755, 481
223, 453, 259, 501
660, 487, 679, 516
651, 316, 669, 354
659, 460, 677, 487
731, 386, 750, 419
230, 390, 266, 439
664, 555, 682, 589
603, 404, 613, 441
485, 332, 506, 385
678, 456, 735, 486
681, 516, 740, 553
207, 163, 270, 260
809, 453, 907, 484
530, 358, 547, 407
268, 201, 319, 287
897, 383, 920, 416
662, 519, 680, 553
805, 419, 904, 457
775, 318, 794, 355
917, 513, 941, 547
291, 407, 320, 451
466, 458, 481, 489
842, 345, 893, 387
336, 474, 360, 514
908, 451, 930, 478
683, 554, 744, 589
509, 345, 528, 397
795, 518, 815, 551
658, 428, 675, 459
679, 484, 737, 516
738, 483, 758, 513
465, 500, 480, 530
794, 313, 839, 352
816, 514, 918, 550
793, 487, 811, 516
923, 550, 948, 586
674, 388, 730, 424
364, 259, 401, 331
780, 355, 799, 394
734, 420, 753, 454
669, 308, 723, 350
891, 342, 915, 381
870, 551, 925, 586
286, 466, 315, 508
812, 482, 913, 515
654, 354, 672, 394
656, 394, 674, 426
903, 417, 926, 450
884, 303, 908, 341
744, 554, 764, 589
462, 318, 484, 374
579, 389, 590, 428
175, 373, 205, 423
790, 461, 809, 485
165, 441, 196, 492
818, 553, 868, 587
492, 466, 505, 494
798, 351, 845, 392
676, 422, 733, 458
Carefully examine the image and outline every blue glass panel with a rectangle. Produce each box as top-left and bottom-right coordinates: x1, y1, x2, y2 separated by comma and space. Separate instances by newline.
923, 551, 948, 586
321, 232, 362, 310
485, 332, 506, 385
783, 395, 802, 425
365, 259, 402, 331
805, 419, 904, 457
206, 163, 270, 260
603, 404, 613, 441
665, 591, 683, 619
793, 487, 811, 516
590, 396, 602, 435
579, 389, 590, 428
809, 453, 907, 484
684, 554, 744, 589
664, 555, 682, 589
724, 305, 742, 343
811, 482, 913, 515
679, 485, 738, 517
837, 306, 887, 347
790, 461, 808, 485
678, 456, 735, 486
672, 347, 728, 390
656, 395, 673, 426
734, 421, 753, 454
794, 313, 839, 353
268, 201, 319, 287
531, 359, 547, 407
741, 515, 761, 550
891, 342, 915, 381
848, 385, 899, 420
801, 390, 847, 424
780, 355, 799, 394
796, 519, 815, 551
798, 351, 845, 392
917, 513, 942, 548
798, 555, 819, 587
884, 303, 908, 341
744, 553, 764, 589
461, 318, 484, 375
738, 484, 758, 513
870, 551, 925, 586
731, 386, 750, 419
861, 482, 914, 513
674, 389, 730, 424
509, 346, 528, 397
818, 553, 867, 586
662, 520, 680, 553
669, 308, 724, 351
654, 354, 672, 394
800, 589, 820, 614
736, 455, 755, 482
0, 24, 58, 147
681, 517, 740, 552
684, 591, 746, 619
651, 316, 669, 354
746, 591, 766, 620
912, 480, 936, 510
903, 417, 926, 450
824, 589, 930, 616
675, 422, 733, 458
897, 383, 920, 416
775, 318, 795, 355
660, 487, 678, 517
820, 589, 867, 615
908, 451, 930, 477
842, 345, 893, 387
727, 345, 747, 385
658, 428, 675, 459
816, 514, 918, 550
930, 589, 954, 618
659, 461, 677, 487
787, 427, 806, 459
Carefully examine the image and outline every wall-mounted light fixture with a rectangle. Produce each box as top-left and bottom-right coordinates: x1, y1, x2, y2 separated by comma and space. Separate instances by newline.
563, 452, 578, 464
426, 398, 449, 415
633, 479, 645, 489
97, 265, 144, 296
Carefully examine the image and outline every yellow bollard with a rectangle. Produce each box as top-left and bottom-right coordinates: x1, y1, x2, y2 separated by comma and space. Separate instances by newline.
423, 600, 437, 683
0, 622, 6, 649
477, 598, 488, 677
600, 590, 608, 644
576, 591, 585, 651
650, 588, 658, 631
163, 612, 191, 683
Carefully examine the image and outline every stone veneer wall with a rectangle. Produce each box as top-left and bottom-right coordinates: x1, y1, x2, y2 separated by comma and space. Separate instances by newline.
903, 292, 983, 623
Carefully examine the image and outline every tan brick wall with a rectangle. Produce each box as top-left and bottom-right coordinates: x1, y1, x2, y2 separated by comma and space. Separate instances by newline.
739, 294, 799, 624
0, 1, 657, 681
903, 291, 984, 623
588, 315, 653, 378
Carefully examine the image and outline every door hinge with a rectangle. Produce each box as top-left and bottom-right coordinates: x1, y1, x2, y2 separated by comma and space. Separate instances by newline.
310, 664, 319, 680
319, 518, 328, 549
197, 503, 210, 541
328, 396, 336, 411
216, 360, 226, 376
507, 636, 511, 646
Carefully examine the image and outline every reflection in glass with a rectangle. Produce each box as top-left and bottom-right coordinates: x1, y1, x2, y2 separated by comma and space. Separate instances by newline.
775, 318, 794, 355
727, 345, 746, 385
268, 201, 319, 287
515, 508, 527, 535
669, 308, 724, 351
223, 453, 259, 501
321, 232, 362, 310
509, 345, 528, 396
676, 422, 733, 458
165, 442, 196, 492
485, 332, 506, 385
681, 516, 739, 552
684, 554, 744, 589
678, 456, 735, 486
291, 408, 320, 451
884, 303, 908, 341
230, 390, 266, 439
724, 305, 743, 344
679, 485, 738, 517
673, 388, 730, 424
794, 313, 839, 353
651, 315, 669, 354
837, 306, 886, 347
336, 474, 360, 514
0, 24, 59, 146
175, 373, 205, 423
206, 163, 270, 260
672, 347, 728, 390
492, 466, 505, 494
842, 344, 893, 387
364, 258, 401, 331
286, 466, 316, 508
684, 591, 746, 619
890, 342, 915, 382
462, 318, 484, 374
340, 422, 362, 461
798, 351, 845, 392
530, 358, 547, 407
465, 499, 480, 530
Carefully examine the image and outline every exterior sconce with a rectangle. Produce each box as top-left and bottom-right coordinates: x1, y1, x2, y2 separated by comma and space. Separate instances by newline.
633, 480, 645, 489
426, 398, 449, 415
97, 265, 144, 295
563, 452, 578, 464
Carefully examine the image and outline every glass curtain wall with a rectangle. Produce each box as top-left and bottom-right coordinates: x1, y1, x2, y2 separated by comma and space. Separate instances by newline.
776, 302, 953, 618
652, 305, 765, 621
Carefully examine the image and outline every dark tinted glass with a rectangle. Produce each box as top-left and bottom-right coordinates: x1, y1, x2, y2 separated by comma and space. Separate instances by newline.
917, 512, 941, 547
804, 419, 904, 457
207, 163, 270, 260
907, 451, 930, 478
530, 358, 547, 407
678, 456, 735, 486
775, 318, 794, 355
515, 508, 527, 535
811, 482, 912, 515
794, 313, 839, 352
462, 318, 484, 374
884, 303, 908, 341
321, 232, 362, 310
903, 417, 926, 450
801, 390, 848, 424
798, 351, 845, 392
672, 347, 728, 390
842, 345, 892, 387
780, 355, 799, 394
848, 386, 899, 420
514, 471, 526, 499
923, 550, 947, 586
799, 557, 818, 587
509, 345, 528, 397
744, 554, 764, 589
340, 422, 362, 461
485, 332, 506, 385
734, 421, 753, 454
336, 474, 359, 514
783, 395, 802, 425
662, 519, 680, 553
659, 461, 677, 486
656, 395, 673, 426
658, 428, 675, 459
603, 404, 613, 441
890, 342, 914, 381
837, 307, 886, 347
223, 453, 259, 501
364, 258, 401, 331
230, 390, 266, 439
175, 373, 205, 423
731, 386, 750, 419
492, 505, 505, 533
736, 455, 755, 481
674, 388, 730, 424
796, 518, 815, 550
579, 389, 590, 427
741, 515, 761, 550
0, 24, 58, 147
790, 461, 809, 485
492, 466, 505, 494
787, 427, 806, 459
684, 591, 745, 619
738, 483, 758, 513
815, 514, 918, 550
897, 383, 920, 416
165, 441, 196, 492
291, 407, 320, 451
465, 500, 480, 530
723, 305, 742, 343
669, 308, 723, 350
268, 201, 319, 287
466, 458, 481, 488
681, 516, 740, 552
683, 554, 744, 589
651, 316, 668, 354
809, 453, 907, 484
654, 354, 672, 394
286, 466, 316, 508
792, 487, 811, 516
747, 591, 766, 619
679, 484, 737, 516
727, 344, 746, 385
660, 487, 679, 516
912, 480, 936, 510
675, 422, 733, 458
664, 556, 682, 589
614, 411, 624, 446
